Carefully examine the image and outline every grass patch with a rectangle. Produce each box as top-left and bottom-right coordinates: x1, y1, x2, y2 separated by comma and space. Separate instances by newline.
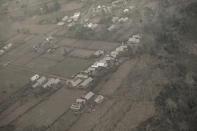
48, 57, 93, 78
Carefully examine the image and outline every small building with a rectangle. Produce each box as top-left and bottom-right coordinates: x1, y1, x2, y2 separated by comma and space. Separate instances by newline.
128, 37, 140, 44
110, 51, 119, 58
67, 18, 72, 23
32, 76, 47, 88
94, 95, 104, 104
68, 79, 82, 87
103, 56, 115, 65
123, 9, 129, 13
94, 50, 104, 57
62, 16, 68, 21
107, 24, 118, 31
118, 17, 128, 23
79, 77, 93, 88
71, 12, 80, 21
67, 22, 75, 27
3, 43, 12, 50
70, 98, 86, 112
75, 74, 89, 79
84, 23, 98, 30
43, 78, 60, 88
57, 22, 65, 26
83, 91, 95, 101
83, 67, 97, 75
76, 98, 86, 104
91, 60, 108, 68
133, 34, 141, 39
112, 17, 119, 23
0, 50, 5, 56
70, 103, 82, 111
128, 34, 141, 44
116, 45, 128, 52
30, 74, 40, 82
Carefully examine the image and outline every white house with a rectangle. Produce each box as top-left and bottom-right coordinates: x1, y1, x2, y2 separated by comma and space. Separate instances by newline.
3, 43, 12, 50
83, 91, 95, 101
94, 95, 104, 104
71, 12, 80, 21
79, 77, 93, 88
30, 74, 40, 82
68, 79, 82, 87
0, 50, 5, 56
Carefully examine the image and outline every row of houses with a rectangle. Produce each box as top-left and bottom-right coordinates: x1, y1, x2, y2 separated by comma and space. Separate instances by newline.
67, 44, 128, 89
70, 91, 104, 112
30, 74, 61, 89
57, 12, 81, 27
0, 43, 13, 56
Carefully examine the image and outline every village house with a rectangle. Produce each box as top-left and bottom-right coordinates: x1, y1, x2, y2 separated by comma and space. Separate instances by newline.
71, 12, 81, 21
0, 50, 5, 56
91, 60, 108, 68
79, 77, 93, 89
84, 23, 98, 30
110, 50, 119, 58
112, 17, 119, 23
57, 21, 65, 26
32, 76, 47, 88
83, 91, 95, 101
62, 16, 68, 22
75, 73, 89, 79
118, 17, 128, 23
3, 43, 13, 51
43, 78, 60, 88
70, 98, 86, 112
108, 24, 118, 32
70, 102, 82, 111
68, 78, 82, 88
123, 8, 129, 13
30, 74, 40, 82
94, 95, 104, 104
128, 34, 141, 44
94, 50, 104, 57
83, 67, 97, 76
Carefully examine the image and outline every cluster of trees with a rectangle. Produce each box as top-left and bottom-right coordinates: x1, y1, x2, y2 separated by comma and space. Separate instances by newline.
135, 1, 197, 131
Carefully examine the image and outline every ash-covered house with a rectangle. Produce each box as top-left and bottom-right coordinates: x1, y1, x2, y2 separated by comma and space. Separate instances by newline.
83, 67, 97, 76
110, 45, 128, 58
79, 77, 93, 89
67, 78, 83, 88
93, 50, 104, 57
32, 76, 47, 88
94, 95, 104, 104
75, 73, 89, 79
30, 74, 40, 83
127, 34, 141, 44
42, 78, 60, 88
0, 50, 5, 56
3, 43, 13, 51
83, 91, 95, 101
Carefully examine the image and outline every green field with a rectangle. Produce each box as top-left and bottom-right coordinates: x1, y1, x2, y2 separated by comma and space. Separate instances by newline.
0, 66, 33, 102
48, 57, 93, 78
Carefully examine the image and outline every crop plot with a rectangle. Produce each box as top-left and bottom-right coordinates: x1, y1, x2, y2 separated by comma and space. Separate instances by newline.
48, 57, 93, 78
69, 48, 95, 58
26, 57, 58, 73
0, 66, 33, 102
